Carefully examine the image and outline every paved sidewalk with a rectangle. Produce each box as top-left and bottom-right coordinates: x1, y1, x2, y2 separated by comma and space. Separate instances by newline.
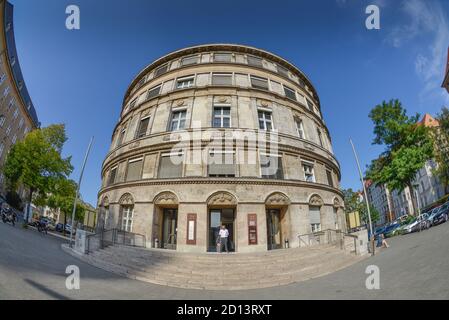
1, 221, 448, 299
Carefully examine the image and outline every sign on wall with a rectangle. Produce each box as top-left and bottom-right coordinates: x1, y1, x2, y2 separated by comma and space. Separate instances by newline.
186, 213, 197, 245
248, 214, 258, 245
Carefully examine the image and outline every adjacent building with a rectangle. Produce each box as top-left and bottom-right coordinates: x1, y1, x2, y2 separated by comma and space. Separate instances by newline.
365, 180, 394, 225
97, 44, 345, 253
0, 1, 39, 196
443, 47, 449, 93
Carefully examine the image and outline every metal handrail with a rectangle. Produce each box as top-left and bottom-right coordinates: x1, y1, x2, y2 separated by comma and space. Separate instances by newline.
297, 229, 359, 254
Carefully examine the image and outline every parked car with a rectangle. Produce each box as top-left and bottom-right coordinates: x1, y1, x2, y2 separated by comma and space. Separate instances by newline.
431, 203, 449, 226
55, 223, 72, 233
383, 222, 402, 238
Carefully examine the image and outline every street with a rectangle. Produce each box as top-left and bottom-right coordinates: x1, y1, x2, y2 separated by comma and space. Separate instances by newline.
0, 220, 448, 300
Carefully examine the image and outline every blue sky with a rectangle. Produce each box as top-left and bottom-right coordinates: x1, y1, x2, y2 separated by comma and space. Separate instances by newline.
9, 0, 449, 206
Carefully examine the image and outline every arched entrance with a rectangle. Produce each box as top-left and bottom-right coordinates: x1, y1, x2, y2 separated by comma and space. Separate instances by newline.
265, 192, 291, 250
153, 191, 179, 250
207, 192, 238, 252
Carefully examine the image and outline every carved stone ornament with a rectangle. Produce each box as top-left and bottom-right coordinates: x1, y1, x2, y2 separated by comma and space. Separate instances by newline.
119, 193, 134, 205
309, 194, 324, 207
260, 100, 269, 107
333, 197, 341, 209
265, 192, 290, 206
208, 192, 237, 206
101, 196, 110, 207
176, 100, 185, 107
154, 192, 178, 205
218, 96, 229, 103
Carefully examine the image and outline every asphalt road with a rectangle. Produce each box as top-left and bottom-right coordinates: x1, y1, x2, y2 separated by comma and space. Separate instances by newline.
0, 220, 448, 300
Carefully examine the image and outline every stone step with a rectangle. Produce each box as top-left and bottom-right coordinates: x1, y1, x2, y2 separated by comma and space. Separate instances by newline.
83, 244, 363, 290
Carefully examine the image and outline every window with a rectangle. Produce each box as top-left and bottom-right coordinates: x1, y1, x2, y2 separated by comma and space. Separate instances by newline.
136, 116, 150, 138
277, 64, 289, 78
170, 110, 187, 131
117, 128, 126, 147
126, 158, 143, 182
0, 115, 5, 127
284, 86, 296, 101
306, 99, 314, 111
158, 153, 183, 178
317, 129, 324, 147
247, 56, 263, 68
208, 151, 235, 177
11, 134, 17, 144
24, 127, 30, 135
213, 106, 231, 128
309, 206, 321, 232
326, 169, 334, 187
147, 85, 161, 99
3, 86, 10, 97
136, 77, 146, 89
8, 98, 15, 111
6, 126, 11, 136
0, 73, 5, 84
108, 167, 118, 185
181, 55, 198, 66
212, 73, 232, 86
176, 76, 194, 89
295, 118, 305, 139
0, 143, 3, 158
13, 108, 18, 119
129, 98, 138, 110
214, 53, 232, 62
154, 64, 169, 77
303, 163, 315, 182
258, 110, 273, 131
260, 154, 284, 179
250, 76, 269, 90
121, 205, 133, 232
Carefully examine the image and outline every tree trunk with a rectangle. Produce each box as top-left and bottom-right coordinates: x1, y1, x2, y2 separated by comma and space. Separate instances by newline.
407, 182, 419, 216
25, 188, 34, 224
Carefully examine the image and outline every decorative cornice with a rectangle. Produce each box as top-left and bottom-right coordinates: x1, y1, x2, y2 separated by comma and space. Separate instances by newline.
119, 193, 134, 205
98, 178, 344, 199
154, 191, 178, 205
207, 191, 238, 206
265, 192, 291, 206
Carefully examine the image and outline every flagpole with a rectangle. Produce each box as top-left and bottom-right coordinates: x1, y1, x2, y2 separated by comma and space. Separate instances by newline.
69, 136, 94, 248
350, 138, 375, 255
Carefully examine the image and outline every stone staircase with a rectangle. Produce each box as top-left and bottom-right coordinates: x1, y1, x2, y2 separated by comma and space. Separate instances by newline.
72, 244, 366, 290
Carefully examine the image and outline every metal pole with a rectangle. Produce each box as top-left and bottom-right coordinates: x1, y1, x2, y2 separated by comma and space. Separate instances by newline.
69, 136, 94, 248
350, 138, 375, 255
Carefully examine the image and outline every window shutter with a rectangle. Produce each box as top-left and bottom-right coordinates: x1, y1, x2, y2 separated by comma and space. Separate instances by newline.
158, 156, 183, 178
309, 206, 321, 224
126, 159, 143, 181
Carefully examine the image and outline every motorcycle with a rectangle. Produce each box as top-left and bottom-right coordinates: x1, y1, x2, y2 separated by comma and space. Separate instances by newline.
1, 207, 16, 226
36, 220, 48, 234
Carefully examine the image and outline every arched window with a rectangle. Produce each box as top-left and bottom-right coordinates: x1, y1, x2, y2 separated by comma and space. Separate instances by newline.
121, 205, 133, 232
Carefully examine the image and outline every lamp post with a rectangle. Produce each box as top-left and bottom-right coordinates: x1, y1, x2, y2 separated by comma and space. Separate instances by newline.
350, 138, 375, 256
69, 136, 94, 248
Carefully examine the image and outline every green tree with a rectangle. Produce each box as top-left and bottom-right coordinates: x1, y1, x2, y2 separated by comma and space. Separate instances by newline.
341, 188, 361, 213
46, 178, 85, 236
366, 100, 434, 215
1, 124, 73, 222
434, 107, 449, 194
359, 203, 380, 226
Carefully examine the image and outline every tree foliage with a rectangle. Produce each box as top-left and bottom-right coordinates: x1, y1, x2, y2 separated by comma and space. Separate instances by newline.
366, 100, 434, 215
434, 107, 449, 194
342, 188, 380, 225
1, 124, 73, 213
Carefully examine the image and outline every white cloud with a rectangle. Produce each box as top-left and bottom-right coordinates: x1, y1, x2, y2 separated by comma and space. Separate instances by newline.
387, 0, 449, 107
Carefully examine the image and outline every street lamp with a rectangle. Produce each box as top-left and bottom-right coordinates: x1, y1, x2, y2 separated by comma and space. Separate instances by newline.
350, 138, 375, 256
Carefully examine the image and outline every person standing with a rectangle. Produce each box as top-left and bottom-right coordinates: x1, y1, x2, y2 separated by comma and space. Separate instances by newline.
218, 225, 229, 253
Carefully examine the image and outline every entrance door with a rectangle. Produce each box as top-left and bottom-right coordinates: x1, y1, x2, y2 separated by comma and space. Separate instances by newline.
162, 209, 177, 249
208, 208, 235, 252
266, 209, 282, 250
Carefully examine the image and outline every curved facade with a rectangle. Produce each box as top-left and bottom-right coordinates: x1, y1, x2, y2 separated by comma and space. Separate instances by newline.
0, 1, 39, 195
98, 44, 345, 253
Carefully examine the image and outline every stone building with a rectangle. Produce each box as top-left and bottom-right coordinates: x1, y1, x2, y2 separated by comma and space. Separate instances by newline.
365, 180, 394, 225
97, 44, 345, 253
0, 1, 39, 195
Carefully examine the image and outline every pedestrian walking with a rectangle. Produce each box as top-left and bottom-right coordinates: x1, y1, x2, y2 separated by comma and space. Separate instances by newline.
218, 225, 229, 253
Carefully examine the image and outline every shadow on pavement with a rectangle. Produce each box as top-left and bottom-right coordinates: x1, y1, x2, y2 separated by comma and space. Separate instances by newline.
24, 279, 71, 300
